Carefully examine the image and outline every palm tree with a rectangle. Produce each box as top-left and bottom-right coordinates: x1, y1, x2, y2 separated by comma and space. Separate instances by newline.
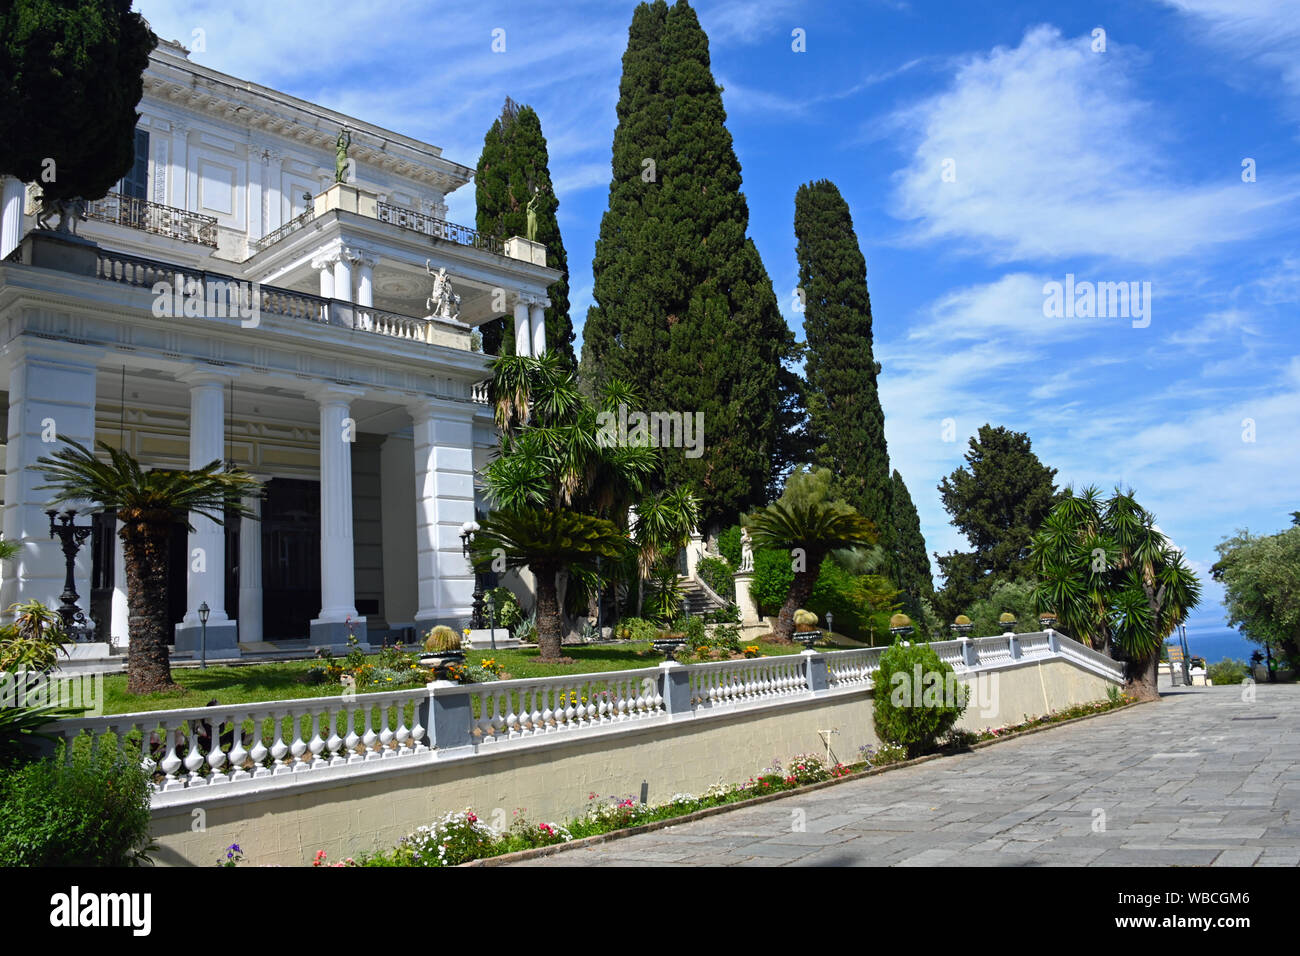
479, 351, 700, 653
744, 499, 877, 642
1030, 486, 1200, 700
35, 438, 261, 694
471, 508, 630, 660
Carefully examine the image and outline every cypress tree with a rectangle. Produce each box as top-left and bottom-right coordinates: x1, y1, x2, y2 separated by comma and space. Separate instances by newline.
474, 101, 575, 365
888, 468, 934, 617
587, 0, 790, 528
584, 0, 671, 385
793, 179, 893, 536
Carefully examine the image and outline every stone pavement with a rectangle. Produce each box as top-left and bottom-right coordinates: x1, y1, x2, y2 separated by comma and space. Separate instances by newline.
510, 684, 1300, 866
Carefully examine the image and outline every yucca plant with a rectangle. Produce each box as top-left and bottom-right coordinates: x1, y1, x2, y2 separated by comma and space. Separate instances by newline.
0, 600, 69, 672
744, 499, 877, 642
35, 438, 262, 694
1030, 486, 1200, 699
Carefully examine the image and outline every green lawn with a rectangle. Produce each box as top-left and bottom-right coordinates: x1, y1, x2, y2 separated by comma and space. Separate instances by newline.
93, 638, 836, 715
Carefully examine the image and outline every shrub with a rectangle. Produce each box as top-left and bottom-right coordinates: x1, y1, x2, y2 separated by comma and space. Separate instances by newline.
871, 641, 967, 757
515, 613, 538, 644
0, 600, 68, 673
1207, 658, 1249, 685
614, 617, 658, 642
423, 625, 460, 653
697, 556, 736, 601
717, 525, 743, 567
702, 602, 740, 624
0, 745, 154, 866
485, 587, 523, 632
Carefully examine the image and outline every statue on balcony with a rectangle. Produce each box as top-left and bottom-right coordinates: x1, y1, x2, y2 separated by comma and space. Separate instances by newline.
335, 128, 352, 184
425, 261, 461, 321
34, 194, 85, 235
525, 185, 545, 242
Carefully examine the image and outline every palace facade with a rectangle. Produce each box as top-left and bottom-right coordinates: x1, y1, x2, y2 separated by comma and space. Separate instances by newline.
0, 39, 555, 655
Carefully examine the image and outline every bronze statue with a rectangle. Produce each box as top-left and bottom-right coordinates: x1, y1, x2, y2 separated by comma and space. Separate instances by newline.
335, 128, 352, 183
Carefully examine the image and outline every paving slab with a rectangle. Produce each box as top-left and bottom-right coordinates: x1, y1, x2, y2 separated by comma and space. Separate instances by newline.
502, 686, 1300, 867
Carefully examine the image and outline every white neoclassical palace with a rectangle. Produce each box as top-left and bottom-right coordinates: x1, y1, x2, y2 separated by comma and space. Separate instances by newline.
0, 39, 557, 656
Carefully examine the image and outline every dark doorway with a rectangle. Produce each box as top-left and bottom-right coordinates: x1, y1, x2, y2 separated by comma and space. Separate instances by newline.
89, 511, 117, 643
261, 478, 321, 639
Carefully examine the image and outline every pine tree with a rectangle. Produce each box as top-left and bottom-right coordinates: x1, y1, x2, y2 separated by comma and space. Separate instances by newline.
474, 101, 575, 365
586, 0, 790, 529
794, 179, 893, 536
934, 424, 1060, 622
888, 469, 934, 618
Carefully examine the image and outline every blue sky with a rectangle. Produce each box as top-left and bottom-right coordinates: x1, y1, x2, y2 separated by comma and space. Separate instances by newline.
134, 0, 1300, 657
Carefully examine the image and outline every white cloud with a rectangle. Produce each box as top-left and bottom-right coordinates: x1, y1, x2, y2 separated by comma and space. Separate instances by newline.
889, 25, 1299, 263
1158, 0, 1300, 99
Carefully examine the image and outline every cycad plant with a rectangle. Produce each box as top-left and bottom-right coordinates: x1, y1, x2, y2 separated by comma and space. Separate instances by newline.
1030, 486, 1200, 699
35, 439, 261, 694
744, 499, 877, 642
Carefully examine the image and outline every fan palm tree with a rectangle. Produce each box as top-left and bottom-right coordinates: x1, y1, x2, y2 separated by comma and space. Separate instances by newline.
744, 499, 878, 642
35, 438, 261, 694
470, 508, 630, 660
1030, 486, 1200, 699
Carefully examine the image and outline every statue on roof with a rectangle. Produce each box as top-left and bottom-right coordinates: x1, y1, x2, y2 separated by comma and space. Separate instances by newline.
335, 128, 352, 183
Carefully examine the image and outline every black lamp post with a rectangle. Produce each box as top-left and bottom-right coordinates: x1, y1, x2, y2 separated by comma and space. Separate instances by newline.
198, 601, 210, 669
460, 520, 486, 629
46, 509, 94, 641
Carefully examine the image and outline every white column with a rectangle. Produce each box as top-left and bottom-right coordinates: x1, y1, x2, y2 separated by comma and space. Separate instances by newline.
169, 122, 189, 209
110, 517, 129, 648
530, 299, 548, 358
0, 344, 98, 617
313, 253, 336, 299
247, 144, 265, 242
238, 491, 263, 645
513, 296, 531, 357
174, 370, 239, 655
355, 253, 375, 307
1, 175, 26, 260
333, 253, 354, 303
410, 403, 476, 630
310, 386, 365, 647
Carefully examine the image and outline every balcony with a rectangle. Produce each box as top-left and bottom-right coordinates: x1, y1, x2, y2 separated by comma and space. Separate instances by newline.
248, 183, 544, 266
93, 248, 492, 369
83, 193, 219, 248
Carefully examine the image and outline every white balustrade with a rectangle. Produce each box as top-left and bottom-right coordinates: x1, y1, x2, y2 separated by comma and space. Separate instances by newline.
688, 656, 808, 709
930, 640, 969, 670
826, 647, 884, 686
975, 635, 1014, 665
1016, 632, 1052, 659
468, 668, 664, 744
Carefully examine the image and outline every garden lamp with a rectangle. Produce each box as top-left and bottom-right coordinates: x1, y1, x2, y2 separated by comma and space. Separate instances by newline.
198, 601, 210, 670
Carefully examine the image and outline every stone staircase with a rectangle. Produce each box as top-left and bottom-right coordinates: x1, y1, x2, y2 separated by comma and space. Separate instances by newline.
679, 576, 727, 617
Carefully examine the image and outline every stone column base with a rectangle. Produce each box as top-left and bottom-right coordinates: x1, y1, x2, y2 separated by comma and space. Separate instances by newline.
309, 617, 368, 652
174, 621, 241, 659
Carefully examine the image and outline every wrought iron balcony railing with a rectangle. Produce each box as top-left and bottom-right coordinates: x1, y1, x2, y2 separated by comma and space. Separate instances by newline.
375, 202, 504, 256
83, 193, 219, 248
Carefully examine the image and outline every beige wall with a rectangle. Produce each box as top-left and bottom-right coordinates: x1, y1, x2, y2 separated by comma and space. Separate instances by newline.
148, 657, 1116, 867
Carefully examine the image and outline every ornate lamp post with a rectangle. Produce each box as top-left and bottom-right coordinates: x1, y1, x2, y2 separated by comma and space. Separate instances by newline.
198, 601, 210, 669
459, 520, 486, 630
46, 509, 93, 641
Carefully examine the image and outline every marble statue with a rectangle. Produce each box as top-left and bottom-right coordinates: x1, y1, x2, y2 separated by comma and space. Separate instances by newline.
335, 128, 352, 183
35, 195, 85, 235
425, 260, 461, 321
740, 527, 754, 572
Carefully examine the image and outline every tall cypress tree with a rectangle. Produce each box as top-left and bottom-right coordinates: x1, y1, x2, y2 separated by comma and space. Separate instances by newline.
586, 0, 790, 529
474, 101, 575, 365
889, 469, 934, 617
793, 179, 893, 536
584, 0, 671, 384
